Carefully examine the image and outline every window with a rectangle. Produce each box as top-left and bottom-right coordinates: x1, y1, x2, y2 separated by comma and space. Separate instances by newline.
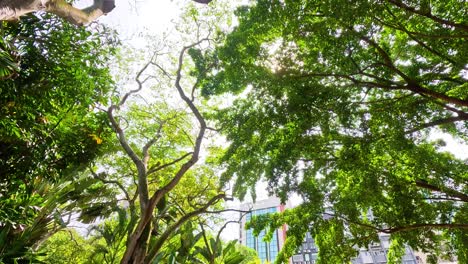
244, 207, 280, 263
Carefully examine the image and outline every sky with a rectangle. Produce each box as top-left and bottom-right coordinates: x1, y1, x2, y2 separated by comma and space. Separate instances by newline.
78, 0, 181, 34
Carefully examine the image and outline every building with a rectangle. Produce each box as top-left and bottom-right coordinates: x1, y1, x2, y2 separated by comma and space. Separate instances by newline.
413, 251, 457, 264
240, 198, 419, 264
239, 197, 291, 263
291, 232, 419, 264
351, 233, 418, 264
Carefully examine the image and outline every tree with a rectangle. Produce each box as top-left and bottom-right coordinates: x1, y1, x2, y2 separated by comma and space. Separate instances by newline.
0, 0, 213, 26
105, 41, 228, 263
0, 13, 118, 262
201, 0, 468, 263
89, 5, 236, 262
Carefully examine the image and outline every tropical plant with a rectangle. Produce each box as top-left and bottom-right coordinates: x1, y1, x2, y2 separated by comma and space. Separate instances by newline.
37, 229, 93, 264
151, 221, 259, 264
0, 12, 118, 262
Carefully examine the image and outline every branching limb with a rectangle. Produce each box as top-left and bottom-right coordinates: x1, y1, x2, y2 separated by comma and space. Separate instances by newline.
384, 0, 468, 32
108, 56, 158, 217
89, 167, 132, 204
405, 114, 468, 134
120, 38, 212, 264
150, 38, 211, 202
147, 152, 193, 176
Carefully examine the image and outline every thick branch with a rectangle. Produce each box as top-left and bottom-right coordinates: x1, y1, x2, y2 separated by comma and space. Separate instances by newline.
381, 223, 468, 233
385, 0, 468, 32
324, 212, 468, 235
415, 179, 468, 202
147, 152, 193, 176
407, 83, 468, 107
1, 0, 214, 24
406, 114, 468, 134
192, 0, 212, 3
204, 208, 251, 214
374, 16, 461, 67
357, 33, 413, 84
46, 0, 115, 26
353, 31, 468, 107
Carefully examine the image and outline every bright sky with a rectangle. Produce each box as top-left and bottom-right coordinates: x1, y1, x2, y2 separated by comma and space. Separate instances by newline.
77, 0, 182, 37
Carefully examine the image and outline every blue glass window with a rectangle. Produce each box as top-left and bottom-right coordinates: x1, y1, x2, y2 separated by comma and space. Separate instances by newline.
245, 207, 280, 263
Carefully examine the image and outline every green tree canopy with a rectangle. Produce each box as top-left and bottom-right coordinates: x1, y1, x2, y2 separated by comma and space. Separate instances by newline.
202, 0, 468, 263
0, 13, 118, 262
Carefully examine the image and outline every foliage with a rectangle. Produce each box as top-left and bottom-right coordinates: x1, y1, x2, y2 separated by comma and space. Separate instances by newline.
152, 221, 259, 264
39, 209, 130, 264
38, 229, 93, 264
202, 0, 468, 263
0, 13, 118, 262
0, 173, 119, 263
0, 30, 19, 80
85, 208, 129, 264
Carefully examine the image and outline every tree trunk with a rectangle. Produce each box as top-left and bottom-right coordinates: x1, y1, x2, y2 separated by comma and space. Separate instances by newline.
125, 224, 152, 264
1, 0, 212, 25
0, 0, 41, 21
0, 0, 115, 25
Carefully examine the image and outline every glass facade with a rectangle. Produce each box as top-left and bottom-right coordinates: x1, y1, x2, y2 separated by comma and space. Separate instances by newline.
245, 207, 280, 263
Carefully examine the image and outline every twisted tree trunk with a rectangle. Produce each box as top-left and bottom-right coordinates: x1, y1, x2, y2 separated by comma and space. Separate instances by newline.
0, 0, 115, 25
0, 0, 211, 25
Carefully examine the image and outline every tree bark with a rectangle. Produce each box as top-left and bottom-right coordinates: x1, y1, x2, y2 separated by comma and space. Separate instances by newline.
1, 0, 212, 25
0, 0, 115, 25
